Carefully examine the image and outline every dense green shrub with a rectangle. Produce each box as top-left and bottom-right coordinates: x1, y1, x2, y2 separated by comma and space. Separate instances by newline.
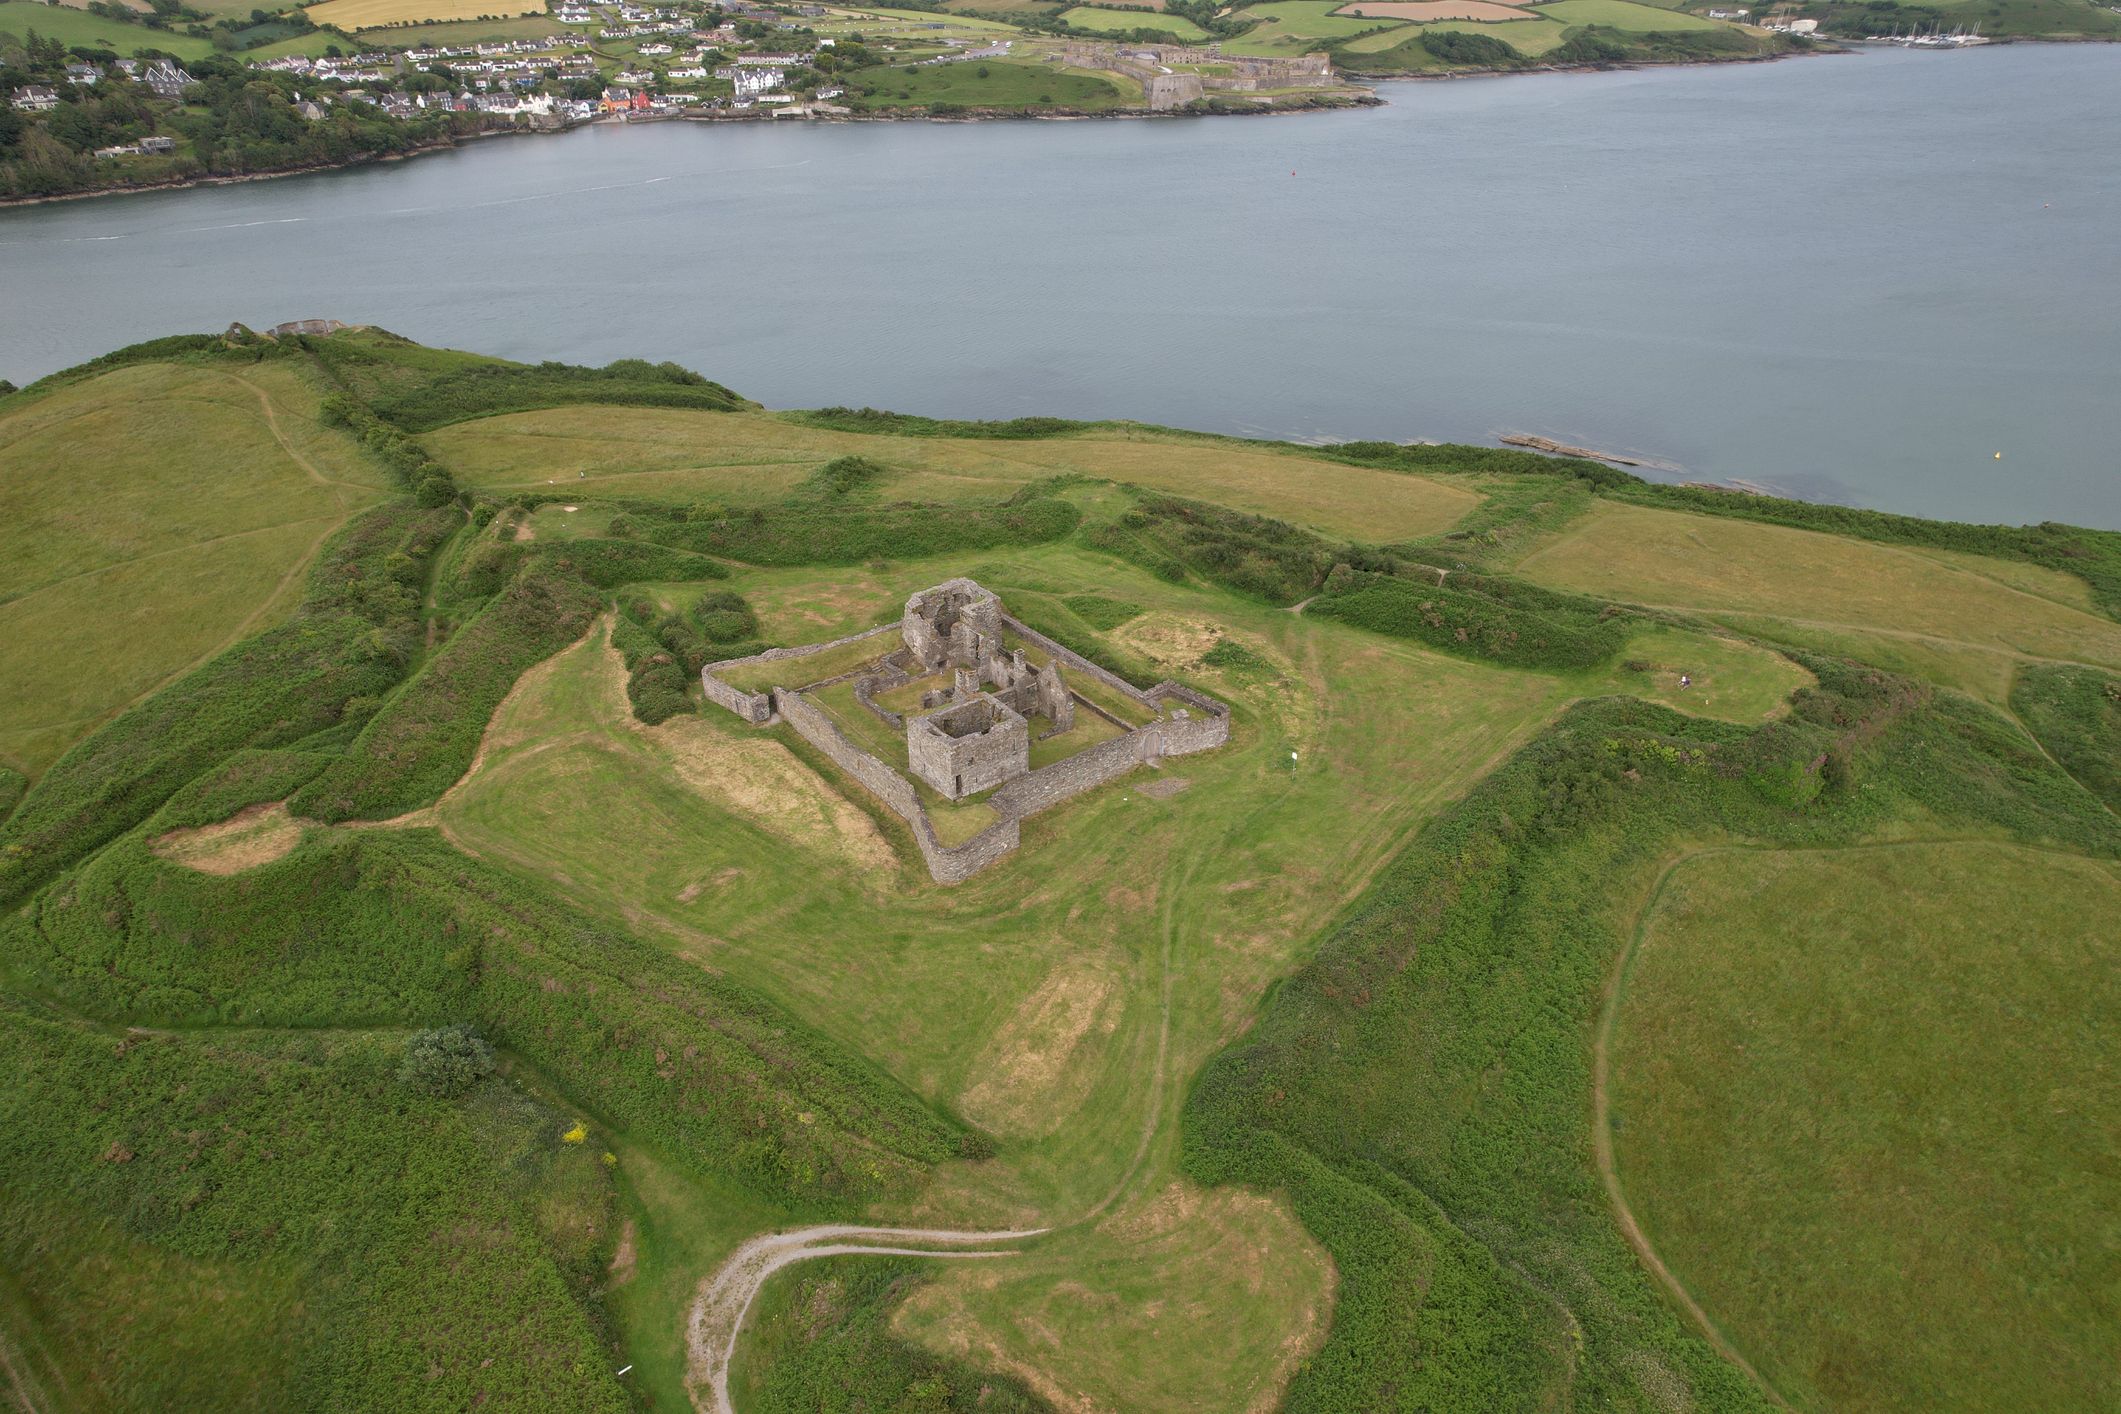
0, 504, 458, 907
784, 407, 1088, 440
692, 589, 763, 644
317, 392, 459, 501
147, 749, 336, 832
1420, 28, 1521, 64
0, 1005, 626, 1410
293, 561, 601, 822
1306, 565, 1634, 669
610, 609, 701, 726
1200, 637, 1269, 673
1182, 664, 2119, 1411
451, 538, 526, 600
801, 455, 892, 497
1084, 494, 1352, 605
539, 537, 730, 588
2009, 665, 2121, 813
364, 358, 749, 433
399, 1023, 498, 1097
0, 768, 23, 826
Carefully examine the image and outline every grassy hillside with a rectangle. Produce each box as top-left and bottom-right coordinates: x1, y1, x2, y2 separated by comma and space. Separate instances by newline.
0, 329, 2114, 1412
0, 359, 389, 777
1609, 842, 2120, 1412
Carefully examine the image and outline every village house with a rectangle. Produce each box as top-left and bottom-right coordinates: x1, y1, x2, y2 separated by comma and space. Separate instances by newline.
64, 63, 100, 87
143, 62, 193, 100
139, 134, 176, 153
8, 86, 59, 112
715, 64, 782, 98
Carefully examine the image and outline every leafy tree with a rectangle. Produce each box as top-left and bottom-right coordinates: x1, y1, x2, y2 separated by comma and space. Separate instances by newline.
398, 1023, 497, 1096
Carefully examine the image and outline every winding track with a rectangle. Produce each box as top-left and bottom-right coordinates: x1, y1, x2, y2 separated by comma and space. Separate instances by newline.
684, 1225, 1047, 1414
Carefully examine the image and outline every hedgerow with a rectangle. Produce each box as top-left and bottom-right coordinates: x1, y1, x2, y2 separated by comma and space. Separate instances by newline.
538, 536, 731, 588
0, 503, 459, 908
1306, 565, 1635, 670
6, 827, 983, 1206
147, 749, 337, 833
1182, 662, 2119, 1410
623, 494, 1081, 567
783, 407, 1089, 440
0, 1004, 627, 1411
293, 561, 601, 822
1086, 495, 1342, 605
362, 358, 749, 433
2008, 665, 2121, 813
317, 390, 461, 503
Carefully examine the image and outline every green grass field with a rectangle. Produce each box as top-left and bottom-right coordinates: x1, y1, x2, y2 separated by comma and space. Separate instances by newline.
846, 56, 1131, 110
1338, 13, 1569, 51
1059, 3, 1211, 36
1512, 500, 2121, 676
1609, 842, 2121, 1411
1535, 0, 1725, 27
0, 0, 217, 58
0, 361, 386, 776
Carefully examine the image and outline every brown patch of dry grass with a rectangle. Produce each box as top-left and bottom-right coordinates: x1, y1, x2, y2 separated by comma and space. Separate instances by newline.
150, 802, 304, 875
958, 951, 1125, 1139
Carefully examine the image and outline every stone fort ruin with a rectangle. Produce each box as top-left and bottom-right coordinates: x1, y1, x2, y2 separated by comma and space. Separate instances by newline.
701, 578, 1229, 882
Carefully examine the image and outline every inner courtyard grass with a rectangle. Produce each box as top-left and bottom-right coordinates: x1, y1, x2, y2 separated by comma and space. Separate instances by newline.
1607, 841, 2121, 1412
421, 405, 1482, 543
0, 362, 385, 777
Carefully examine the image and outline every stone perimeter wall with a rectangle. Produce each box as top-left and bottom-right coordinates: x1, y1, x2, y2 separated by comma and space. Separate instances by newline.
698, 606, 1227, 884
699, 622, 902, 725
772, 686, 1020, 885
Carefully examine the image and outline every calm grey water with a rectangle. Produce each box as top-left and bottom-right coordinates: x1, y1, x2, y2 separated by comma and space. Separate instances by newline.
4, 44, 2118, 528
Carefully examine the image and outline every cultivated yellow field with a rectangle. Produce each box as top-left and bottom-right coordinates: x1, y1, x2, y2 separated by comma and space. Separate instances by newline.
305, 0, 542, 28
424, 406, 1482, 543
1513, 501, 2121, 672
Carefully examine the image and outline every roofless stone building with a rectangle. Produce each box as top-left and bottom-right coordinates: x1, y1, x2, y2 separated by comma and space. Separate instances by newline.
700, 578, 1229, 882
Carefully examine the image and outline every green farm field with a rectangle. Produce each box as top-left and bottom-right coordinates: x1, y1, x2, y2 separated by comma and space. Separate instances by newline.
1535, 0, 1725, 28
1058, 4, 1211, 36
0, 0, 217, 58
0, 360, 387, 776
1607, 842, 2121, 1412
2, 330, 2117, 1413
1512, 499, 2121, 675
846, 56, 1132, 111
1339, 14, 1569, 52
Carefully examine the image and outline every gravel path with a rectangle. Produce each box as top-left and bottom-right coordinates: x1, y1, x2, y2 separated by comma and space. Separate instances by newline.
685, 1224, 1047, 1414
